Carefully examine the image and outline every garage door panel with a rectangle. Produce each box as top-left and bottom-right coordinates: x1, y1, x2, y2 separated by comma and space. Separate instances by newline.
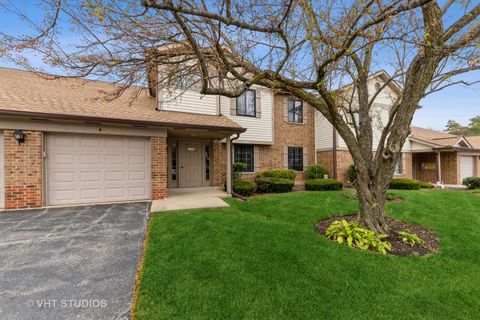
460, 156, 475, 181
47, 134, 150, 205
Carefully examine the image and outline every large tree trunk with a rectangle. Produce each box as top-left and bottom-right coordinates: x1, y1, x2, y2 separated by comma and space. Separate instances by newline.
355, 167, 390, 234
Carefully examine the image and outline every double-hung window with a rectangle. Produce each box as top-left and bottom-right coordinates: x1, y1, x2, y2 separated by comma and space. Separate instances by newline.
288, 98, 303, 123
234, 144, 254, 172
236, 90, 256, 117
288, 147, 303, 171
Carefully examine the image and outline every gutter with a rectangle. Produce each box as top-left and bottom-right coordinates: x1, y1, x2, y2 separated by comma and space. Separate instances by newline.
0, 109, 247, 134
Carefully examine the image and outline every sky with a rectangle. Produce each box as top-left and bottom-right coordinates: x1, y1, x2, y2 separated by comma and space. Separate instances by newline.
0, 1, 478, 132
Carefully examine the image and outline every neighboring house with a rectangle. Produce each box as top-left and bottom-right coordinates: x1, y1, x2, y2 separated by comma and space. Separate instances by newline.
0, 67, 315, 210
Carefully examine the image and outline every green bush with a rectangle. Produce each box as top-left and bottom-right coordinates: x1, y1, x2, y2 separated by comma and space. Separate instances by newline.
233, 180, 256, 197
325, 220, 392, 254
305, 179, 343, 191
257, 169, 296, 180
254, 176, 294, 193
347, 165, 357, 183
232, 162, 247, 180
307, 164, 328, 180
418, 181, 435, 189
389, 178, 421, 190
463, 177, 480, 190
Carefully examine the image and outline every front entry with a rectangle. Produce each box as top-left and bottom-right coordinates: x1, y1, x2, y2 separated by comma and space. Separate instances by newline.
178, 140, 203, 188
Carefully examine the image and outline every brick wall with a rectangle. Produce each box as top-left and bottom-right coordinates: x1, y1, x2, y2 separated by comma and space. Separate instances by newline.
4, 130, 43, 209
213, 93, 316, 184
440, 152, 459, 184
151, 136, 168, 199
317, 150, 414, 182
413, 152, 437, 183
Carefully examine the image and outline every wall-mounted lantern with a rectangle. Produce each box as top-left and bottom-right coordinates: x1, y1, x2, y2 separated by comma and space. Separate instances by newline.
13, 129, 25, 145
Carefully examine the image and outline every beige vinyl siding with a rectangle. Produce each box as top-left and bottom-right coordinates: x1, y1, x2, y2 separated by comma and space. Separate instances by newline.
315, 111, 334, 150
160, 88, 218, 115
221, 86, 273, 144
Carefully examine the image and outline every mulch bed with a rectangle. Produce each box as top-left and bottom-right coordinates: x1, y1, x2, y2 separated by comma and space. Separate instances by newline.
315, 214, 439, 256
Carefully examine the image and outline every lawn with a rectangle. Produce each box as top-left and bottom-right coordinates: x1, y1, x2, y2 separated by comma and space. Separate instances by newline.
134, 190, 480, 319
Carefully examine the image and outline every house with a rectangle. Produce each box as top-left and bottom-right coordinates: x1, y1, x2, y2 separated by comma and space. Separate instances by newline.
0, 67, 315, 209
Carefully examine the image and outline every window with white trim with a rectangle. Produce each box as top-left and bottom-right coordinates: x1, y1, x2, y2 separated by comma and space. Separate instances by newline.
288, 98, 303, 123
234, 144, 254, 172
288, 147, 303, 171
236, 90, 256, 117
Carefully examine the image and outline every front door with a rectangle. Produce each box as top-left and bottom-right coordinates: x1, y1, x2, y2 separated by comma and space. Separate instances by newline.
179, 140, 203, 188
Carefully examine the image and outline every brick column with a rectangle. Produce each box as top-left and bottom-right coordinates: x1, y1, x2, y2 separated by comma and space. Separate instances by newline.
151, 136, 168, 199
4, 130, 43, 209
213, 141, 227, 187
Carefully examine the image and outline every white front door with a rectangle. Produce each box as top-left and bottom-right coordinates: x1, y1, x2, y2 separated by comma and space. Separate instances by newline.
460, 156, 475, 181
46, 134, 151, 205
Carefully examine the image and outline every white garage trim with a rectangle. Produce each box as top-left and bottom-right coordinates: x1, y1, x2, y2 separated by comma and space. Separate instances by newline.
46, 133, 151, 206
460, 156, 476, 181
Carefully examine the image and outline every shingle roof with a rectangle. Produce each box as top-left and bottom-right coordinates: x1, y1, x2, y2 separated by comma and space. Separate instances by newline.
466, 136, 480, 149
0, 68, 244, 132
410, 126, 465, 147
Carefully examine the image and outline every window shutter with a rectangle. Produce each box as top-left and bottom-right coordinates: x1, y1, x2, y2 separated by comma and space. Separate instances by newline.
303, 149, 308, 171
254, 145, 260, 172
283, 97, 289, 122
302, 103, 308, 124
283, 146, 289, 169
255, 89, 262, 118
230, 98, 236, 115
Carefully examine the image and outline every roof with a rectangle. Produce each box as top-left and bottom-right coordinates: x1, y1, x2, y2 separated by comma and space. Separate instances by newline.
466, 135, 480, 149
410, 126, 471, 147
0, 68, 245, 133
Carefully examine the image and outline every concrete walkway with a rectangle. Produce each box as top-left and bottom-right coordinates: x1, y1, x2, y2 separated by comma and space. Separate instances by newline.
151, 187, 231, 212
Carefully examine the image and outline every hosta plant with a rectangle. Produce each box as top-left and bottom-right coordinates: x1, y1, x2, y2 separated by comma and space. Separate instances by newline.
397, 230, 425, 247
325, 220, 392, 254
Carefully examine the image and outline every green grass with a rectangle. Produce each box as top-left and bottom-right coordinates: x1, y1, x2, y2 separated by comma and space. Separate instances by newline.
134, 190, 480, 319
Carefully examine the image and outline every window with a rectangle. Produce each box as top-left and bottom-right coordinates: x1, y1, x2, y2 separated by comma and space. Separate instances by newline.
171, 144, 177, 181
236, 90, 256, 117
234, 144, 254, 172
394, 155, 403, 175
288, 147, 303, 171
288, 98, 303, 123
205, 144, 210, 180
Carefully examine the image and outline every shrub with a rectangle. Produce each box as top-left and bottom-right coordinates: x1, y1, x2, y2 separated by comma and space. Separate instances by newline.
305, 179, 343, 191
232, 162, 247, 180
389, 178, 421, 190
233, 180, 256, 197
347, 165, 357, 183
397, 230, 425, 247
418, 181, 435, 189
254, 177, 294, 193
307, 164, 328, 180
463, 177, 480, 190
325, 220, 392, 254
257, 169, 296, 180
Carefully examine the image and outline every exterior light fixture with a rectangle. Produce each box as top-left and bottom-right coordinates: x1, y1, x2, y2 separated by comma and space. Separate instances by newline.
13, 129, 25, 145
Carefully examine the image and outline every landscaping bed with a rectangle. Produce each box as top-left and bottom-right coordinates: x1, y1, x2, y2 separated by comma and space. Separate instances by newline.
315, 214, 439, 256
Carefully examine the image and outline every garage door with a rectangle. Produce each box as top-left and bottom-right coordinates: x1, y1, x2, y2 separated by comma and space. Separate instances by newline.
46, 134, 150, 206
460, 156, 475, 181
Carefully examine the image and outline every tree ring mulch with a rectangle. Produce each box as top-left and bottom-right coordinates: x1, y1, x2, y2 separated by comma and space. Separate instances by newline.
315, 214, 439, 256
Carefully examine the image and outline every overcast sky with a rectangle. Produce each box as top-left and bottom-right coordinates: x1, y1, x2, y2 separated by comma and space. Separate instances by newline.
0, 1, 478, 132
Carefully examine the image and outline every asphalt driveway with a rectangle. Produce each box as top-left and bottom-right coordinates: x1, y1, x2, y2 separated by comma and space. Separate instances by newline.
0, 202, 150, 320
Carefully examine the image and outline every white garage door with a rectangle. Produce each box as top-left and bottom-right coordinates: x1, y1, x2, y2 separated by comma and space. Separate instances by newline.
460, 156, 475, 181
47, 134, 150, 206
0, 132, 3, 209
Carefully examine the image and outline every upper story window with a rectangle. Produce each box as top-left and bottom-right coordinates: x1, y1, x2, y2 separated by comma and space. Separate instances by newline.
236, 89, 256, 117
234, 144, 254, 172
288, 98, 303, 123
288, 147, 303, 171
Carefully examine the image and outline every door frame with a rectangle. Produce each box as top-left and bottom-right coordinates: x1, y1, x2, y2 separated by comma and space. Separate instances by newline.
168, 138, 212, 189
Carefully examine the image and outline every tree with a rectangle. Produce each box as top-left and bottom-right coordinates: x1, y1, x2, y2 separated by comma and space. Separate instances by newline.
445, 120, 468, 135
1, 0, 479, 233
445, 117, 480, 135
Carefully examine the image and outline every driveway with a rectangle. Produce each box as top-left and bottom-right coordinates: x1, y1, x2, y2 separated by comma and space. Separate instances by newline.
0, 202, 150, 320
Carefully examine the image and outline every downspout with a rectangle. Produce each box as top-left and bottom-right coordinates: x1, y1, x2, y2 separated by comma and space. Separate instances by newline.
332, 127, 338, 180
229, 133, 241, 195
